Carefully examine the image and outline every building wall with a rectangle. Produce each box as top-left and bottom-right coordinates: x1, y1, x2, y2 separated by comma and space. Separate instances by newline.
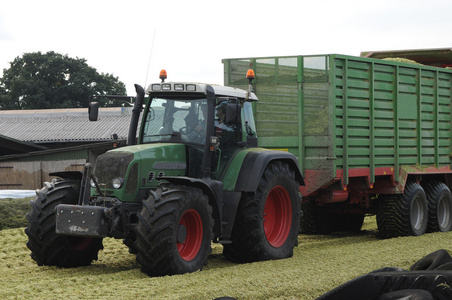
0, 159, 86, 190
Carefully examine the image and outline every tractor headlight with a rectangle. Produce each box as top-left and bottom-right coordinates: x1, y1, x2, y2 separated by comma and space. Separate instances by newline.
112, 178, 125, 189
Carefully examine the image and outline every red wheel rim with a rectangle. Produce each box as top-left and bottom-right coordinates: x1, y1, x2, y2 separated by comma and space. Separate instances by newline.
177, 209, 203, 261
67, 237, 92, 251
264, 185, 292, 247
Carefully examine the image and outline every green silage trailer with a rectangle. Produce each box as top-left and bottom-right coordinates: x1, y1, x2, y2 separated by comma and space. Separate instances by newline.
223, 54, 452, 238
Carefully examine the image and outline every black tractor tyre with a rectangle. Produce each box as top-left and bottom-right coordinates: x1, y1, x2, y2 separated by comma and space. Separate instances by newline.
409, 249, 452, 271
25, 179, 103, 267
223, 161, 301, 263
423, 181, 452, 232
376, 182, 428, 238
134, 185, 213, 277
376, 289, 433, 300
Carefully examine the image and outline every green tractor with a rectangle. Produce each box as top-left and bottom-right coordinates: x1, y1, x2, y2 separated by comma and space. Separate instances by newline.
25, 70, 303, 276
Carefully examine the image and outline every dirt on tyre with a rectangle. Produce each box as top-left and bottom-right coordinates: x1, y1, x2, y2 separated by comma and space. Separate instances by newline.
423, 181, 452, 232
377, 182, 428, 238
134, 185, 213, 276
25, 179, 103, 267
223, 161, 301, 263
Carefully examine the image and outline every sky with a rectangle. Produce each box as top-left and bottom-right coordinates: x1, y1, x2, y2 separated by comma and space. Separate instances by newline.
1, 0, 452, 95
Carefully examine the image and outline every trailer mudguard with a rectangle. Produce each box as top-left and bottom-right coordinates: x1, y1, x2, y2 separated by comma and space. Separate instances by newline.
232, 148, 304, 193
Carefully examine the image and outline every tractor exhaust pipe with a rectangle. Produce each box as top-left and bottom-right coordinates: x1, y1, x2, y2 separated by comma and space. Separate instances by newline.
127, 84, 145, 145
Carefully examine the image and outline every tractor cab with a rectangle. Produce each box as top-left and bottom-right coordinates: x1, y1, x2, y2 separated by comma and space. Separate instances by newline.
142, 70, 258, 180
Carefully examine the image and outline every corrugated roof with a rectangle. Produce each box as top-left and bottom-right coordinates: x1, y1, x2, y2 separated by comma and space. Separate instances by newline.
0, 107, 136, 143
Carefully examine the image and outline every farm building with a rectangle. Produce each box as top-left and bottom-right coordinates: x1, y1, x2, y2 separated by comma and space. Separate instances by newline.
0, 107, 135, 190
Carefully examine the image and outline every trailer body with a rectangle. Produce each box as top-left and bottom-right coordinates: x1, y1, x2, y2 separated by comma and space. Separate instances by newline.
224, 54, 452, 235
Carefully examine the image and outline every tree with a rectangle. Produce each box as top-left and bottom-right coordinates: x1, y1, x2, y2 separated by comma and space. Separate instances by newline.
0, 51, 127, 109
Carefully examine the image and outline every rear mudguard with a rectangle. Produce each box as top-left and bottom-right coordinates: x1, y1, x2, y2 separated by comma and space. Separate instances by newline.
223, 148, 304, 241
231, 148, 304, 192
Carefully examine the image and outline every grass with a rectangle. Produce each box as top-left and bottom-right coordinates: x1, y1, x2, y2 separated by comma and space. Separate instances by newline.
0, 197, 32, 230
1, 216, 452, 299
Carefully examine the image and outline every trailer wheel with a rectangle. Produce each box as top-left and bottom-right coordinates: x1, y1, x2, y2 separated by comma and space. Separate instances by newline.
134, 185, 213, 276
340, 213, 365, 233
423, 181, 452, 232
25, 179, 103, 267
300, 204, 337, 234
223, 161, 301, 263
300, 198, 321, 234
377, 182, 428, 238
300, 201, 364, 234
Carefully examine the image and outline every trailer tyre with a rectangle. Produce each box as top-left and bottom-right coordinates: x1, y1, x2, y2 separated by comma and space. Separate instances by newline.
300, 198, 321, 234
135, 185, 213, 276
25, 179, 103, 267
223, 161, 301, 263
423, 181, 452, 232
339, 213, 365, 233
300, 201, 364, 234
377, 182, 428, 238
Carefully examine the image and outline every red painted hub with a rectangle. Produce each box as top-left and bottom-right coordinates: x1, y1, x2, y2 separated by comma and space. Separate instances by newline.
177, 209, 203, 261
264, 185, 292, 247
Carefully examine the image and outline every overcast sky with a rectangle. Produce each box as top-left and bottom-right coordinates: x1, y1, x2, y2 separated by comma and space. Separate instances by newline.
1, 0, 451, 95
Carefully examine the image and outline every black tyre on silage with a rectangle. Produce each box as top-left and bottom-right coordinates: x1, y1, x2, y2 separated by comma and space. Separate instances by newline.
223, 161, 301, 263
409, 249, 452, 271
423, 181, 452, 232
134, 185, 213, 277
376, 182, 428, 238
25, 179, 104, 267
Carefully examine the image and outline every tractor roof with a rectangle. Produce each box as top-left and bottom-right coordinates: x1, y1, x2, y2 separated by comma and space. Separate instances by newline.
146, 82, 258, 101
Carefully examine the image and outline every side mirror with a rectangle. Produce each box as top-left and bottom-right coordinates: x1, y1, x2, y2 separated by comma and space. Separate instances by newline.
225, 102, 241, 124
89, 102, 99, 121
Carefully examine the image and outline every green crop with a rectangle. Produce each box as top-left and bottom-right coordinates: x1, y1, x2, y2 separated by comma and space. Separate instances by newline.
1, 216, 451, 299
0, 197, 32, 230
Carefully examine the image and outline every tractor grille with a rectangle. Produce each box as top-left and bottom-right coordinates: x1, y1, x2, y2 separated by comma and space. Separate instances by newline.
93, 152, 134, 189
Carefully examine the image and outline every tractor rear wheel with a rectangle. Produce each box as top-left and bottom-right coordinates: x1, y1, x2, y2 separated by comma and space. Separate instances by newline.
377, 182, 428, 238
135, 185, 213, 276
223, 161, 301, 263
25, 179, 103, 267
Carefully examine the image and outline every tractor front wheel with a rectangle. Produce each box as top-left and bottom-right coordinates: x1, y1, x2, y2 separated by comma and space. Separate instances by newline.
223, 161, 301, 263
135, 185, 213, 276
25, 179, 103, 267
